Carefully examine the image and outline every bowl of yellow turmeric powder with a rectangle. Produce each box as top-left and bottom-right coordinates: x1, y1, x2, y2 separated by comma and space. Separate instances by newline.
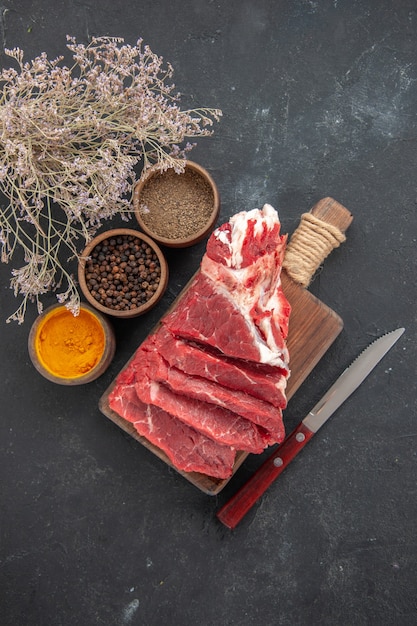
28, 303, 116, 385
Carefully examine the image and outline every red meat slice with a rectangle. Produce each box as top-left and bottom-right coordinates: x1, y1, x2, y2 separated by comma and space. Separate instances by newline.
163, 272, 284, 365
153, 364, 284, 443
139, 381, 272, 454
152, 325, 288, 409
108, 364, 235, 479
203, 205, 291, 349
139, 337, 284, 442
131, 342, 274, 453
163, 205, 291, 369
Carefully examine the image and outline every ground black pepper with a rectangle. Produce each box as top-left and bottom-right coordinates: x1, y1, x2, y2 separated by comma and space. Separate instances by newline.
85, 235, 161, 311
138, 167, 214, 239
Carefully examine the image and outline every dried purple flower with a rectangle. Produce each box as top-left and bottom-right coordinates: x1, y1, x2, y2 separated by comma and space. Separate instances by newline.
0, 36, 222, 323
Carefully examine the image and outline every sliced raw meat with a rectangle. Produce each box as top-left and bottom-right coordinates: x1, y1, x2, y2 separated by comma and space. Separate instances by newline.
131, 342, 274, 453
108, 365, 235, 479
107, 205, 291, 480
163, 204, 291, 369
151, 325, 288, 409
139, 380, 271, 454
162, 272, 265, 363
153, 363, 284, 442
163, 272, 289, 369
138, 337, 284, 441
203, 205, 290, 342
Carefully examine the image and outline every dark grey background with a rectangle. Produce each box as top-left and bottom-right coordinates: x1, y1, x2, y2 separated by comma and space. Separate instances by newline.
1, 1, 416, 625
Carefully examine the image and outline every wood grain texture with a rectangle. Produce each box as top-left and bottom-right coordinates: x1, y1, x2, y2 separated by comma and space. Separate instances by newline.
99, 199, 352, 495
310, 196, 353, 232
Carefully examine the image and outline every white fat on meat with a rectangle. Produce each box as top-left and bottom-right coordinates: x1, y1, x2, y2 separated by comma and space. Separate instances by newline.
201, 204, 289, 368
216, 204, 279, 269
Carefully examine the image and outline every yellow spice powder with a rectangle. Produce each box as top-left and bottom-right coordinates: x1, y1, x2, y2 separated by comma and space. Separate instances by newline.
35, 307, 105, 378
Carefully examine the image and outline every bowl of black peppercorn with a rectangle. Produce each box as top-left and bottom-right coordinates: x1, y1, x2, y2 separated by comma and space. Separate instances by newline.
78, 228, 169, 318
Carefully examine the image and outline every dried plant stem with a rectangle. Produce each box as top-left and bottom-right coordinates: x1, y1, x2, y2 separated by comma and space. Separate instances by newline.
0, 36, 221, 323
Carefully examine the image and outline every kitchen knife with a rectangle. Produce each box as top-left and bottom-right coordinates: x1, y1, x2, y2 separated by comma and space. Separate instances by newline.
216, 327, 405, 529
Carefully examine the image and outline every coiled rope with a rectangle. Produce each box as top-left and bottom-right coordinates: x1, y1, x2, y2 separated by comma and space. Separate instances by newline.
283, 212, 346, 287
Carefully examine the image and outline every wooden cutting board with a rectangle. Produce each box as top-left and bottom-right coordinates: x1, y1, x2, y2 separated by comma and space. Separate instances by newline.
99, 197, 353, 495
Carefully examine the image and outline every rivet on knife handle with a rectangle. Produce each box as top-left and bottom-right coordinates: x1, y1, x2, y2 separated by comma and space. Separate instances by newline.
216, 328, 405, 529
216, 421, 314, 529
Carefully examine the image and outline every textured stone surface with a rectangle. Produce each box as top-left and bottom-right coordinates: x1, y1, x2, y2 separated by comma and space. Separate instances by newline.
1, 1, 416, 624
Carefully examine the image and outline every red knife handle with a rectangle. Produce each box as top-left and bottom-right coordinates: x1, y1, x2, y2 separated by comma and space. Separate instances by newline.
216, 421, 315, 529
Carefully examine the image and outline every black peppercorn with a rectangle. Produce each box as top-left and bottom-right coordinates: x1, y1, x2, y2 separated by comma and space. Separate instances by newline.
85, 235, 162, 310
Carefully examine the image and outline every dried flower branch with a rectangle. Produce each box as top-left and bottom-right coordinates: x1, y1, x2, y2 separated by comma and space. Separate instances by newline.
0, 36, 221, 323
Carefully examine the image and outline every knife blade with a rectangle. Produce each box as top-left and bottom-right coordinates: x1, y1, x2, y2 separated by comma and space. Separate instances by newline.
216, 327, 405, 529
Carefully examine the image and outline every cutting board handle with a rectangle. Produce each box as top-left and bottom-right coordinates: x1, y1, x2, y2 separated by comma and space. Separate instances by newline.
283, 197, 353, 287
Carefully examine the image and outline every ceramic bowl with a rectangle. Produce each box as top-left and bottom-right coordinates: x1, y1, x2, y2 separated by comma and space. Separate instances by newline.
28, 303, 116, 385
133, 161, 220, 248
78, 228, 168, 318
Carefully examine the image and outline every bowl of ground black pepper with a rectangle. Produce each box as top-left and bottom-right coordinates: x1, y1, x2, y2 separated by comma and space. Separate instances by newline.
78, 229, 168, 318
133, 161, 220, 247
